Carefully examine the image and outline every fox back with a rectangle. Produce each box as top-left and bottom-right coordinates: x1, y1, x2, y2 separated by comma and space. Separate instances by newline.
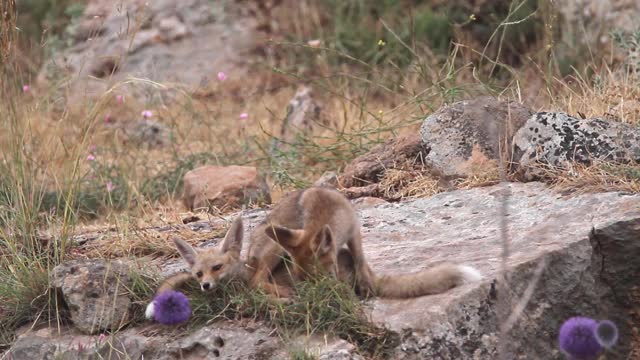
262, 186, 359, 279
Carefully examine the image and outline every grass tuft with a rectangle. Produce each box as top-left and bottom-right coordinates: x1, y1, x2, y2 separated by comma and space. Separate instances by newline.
131, 271, 398, 358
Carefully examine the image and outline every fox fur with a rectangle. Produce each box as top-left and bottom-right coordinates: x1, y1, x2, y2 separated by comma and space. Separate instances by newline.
265, 187, 483, 299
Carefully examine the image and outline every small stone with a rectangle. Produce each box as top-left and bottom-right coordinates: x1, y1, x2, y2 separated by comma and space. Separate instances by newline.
313, 171, 338, 188
50, 260, 132, 334
125, 119, 172, 148
182, 165, 271, 212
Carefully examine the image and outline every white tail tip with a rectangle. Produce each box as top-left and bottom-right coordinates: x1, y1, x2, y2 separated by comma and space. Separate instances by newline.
145, 302, 155, 320
458, 265, 483, 282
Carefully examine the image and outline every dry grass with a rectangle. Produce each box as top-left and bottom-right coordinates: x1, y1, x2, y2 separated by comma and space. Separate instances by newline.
549, 161, 640, 195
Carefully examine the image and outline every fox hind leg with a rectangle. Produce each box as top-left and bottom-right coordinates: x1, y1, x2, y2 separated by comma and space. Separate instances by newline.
347, 232, 375, 297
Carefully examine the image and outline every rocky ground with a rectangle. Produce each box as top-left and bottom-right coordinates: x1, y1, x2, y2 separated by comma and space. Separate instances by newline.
3, 0, 640, 359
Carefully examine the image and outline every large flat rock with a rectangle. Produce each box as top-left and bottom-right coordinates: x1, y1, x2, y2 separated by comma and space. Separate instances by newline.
358, 182, 639, 359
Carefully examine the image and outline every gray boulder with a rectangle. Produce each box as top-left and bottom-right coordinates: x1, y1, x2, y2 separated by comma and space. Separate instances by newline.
513, 112, 640, 180
420, 97, 533, 178
360, 182, 638, 358
50, 259, 133, 334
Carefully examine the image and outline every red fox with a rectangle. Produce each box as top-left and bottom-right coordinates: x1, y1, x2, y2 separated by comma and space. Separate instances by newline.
264, 187, 483, 299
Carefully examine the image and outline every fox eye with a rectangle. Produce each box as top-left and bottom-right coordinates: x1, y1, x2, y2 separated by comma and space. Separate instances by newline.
211, 264, 223, 271
196, 271, 203, 278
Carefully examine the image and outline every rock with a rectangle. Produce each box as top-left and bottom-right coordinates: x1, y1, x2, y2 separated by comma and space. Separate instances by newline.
359, 182, 638, 358
339, 134, 425, 188
512, 112, 640, 180
157, 16, 190, 42
50, 259, 133, 334
36, 0, 259, 102
350, 196, 388, 210
554, 0, 640, 50
281, 85, 323, 141
166, 324, 280, 359
420, 96, 533, 178
4, 323, 280, 360
313, 171, 338, 188
182, 165, 271, 212
125, 118, 173, 148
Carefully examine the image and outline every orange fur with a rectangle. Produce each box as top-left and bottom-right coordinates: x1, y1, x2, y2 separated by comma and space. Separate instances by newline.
269, 189, 483, 299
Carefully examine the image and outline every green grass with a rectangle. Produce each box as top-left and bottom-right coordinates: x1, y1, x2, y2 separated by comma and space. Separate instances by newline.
130, 271, 398, 358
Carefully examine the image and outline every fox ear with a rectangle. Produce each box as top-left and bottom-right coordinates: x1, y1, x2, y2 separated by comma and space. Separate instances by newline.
173, 238, 197, 267
264, 224, 305, 247
314, 225, 335, 256
221, 216, 244, 255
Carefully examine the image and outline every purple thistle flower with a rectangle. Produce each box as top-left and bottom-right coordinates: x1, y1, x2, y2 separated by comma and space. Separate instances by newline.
22, 85, 30, 93
153, 290, 191, 325
106, 181, 115, 193
141, 110, 153, 119
87, 154, 96, 161
239, 112, 248, 120
217, 71, 227, 81
559, 317, 602, 360
595, 320, 618, 348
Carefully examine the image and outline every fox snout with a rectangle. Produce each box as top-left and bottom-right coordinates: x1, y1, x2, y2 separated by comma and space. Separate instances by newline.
200, 281, 216, 291
200, 282, 213, 291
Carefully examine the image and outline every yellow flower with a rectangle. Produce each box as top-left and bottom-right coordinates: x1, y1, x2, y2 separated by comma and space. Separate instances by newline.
377, 39, 386, 47
469, 14, 477, 21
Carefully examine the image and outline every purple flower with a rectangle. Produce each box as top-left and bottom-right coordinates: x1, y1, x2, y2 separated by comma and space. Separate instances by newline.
217, 71, 227, 81
115, 95, 125, 104
559, 317, 602, 360
104, 114, 115, 124
87, 154, 96, 161
106, 181, 115, 193
595, 320, 618, 348
239, 112, 248, 120
22, 85, 30, 93
153, 290, 191, 325
141, 110, 153, 119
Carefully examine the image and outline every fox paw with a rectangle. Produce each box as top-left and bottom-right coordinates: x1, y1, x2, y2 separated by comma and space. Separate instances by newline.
145, 302, 155, 320
355, 273, 375, 298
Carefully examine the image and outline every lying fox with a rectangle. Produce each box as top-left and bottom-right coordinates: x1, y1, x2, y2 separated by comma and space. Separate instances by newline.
145, 214, 297, 319
147, 186, 482, 319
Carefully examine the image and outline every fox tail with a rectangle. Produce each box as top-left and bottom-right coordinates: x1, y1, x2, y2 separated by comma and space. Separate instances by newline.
374, 263, 482, 299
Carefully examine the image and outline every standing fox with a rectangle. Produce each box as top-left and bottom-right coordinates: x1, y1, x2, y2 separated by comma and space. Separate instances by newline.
147, 186, 482, 319
262, 186, 483, 299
